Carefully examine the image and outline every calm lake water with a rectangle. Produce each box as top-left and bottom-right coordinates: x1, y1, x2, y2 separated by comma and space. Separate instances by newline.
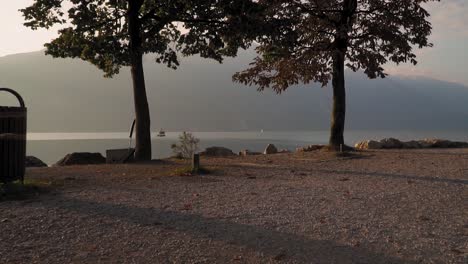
27, 130, 467, 165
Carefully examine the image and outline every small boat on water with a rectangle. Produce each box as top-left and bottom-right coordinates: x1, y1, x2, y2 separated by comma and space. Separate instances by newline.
157, 129, 166, 137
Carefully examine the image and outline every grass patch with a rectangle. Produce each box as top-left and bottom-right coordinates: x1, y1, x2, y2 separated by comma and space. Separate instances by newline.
171, 166, 213, 177
0, 178, 61, 202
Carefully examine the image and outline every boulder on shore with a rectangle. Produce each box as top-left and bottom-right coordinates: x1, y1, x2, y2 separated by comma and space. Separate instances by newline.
264, 144, 278, 155
355, 138, 468, 150
200, 147, 235, 157
55, 152, 106, 166
25, 156, 48, 168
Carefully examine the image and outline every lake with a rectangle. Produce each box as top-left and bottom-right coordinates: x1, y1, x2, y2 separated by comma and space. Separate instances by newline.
27, 130, 467, 165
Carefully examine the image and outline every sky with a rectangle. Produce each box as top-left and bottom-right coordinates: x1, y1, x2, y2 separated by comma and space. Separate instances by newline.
1, 0, 467, 87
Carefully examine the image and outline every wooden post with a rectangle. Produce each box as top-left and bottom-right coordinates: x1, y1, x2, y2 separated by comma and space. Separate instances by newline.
192, 153, 200, 173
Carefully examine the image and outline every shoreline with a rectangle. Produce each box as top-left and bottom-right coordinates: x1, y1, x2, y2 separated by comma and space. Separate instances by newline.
25, 133, 468, 165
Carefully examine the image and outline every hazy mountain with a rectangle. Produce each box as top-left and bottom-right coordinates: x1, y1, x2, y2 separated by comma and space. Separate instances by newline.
0, 50, 467, 132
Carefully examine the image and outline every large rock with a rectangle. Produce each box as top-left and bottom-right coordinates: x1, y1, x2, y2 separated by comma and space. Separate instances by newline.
264, 144, 278, 155
55, 152, 106, 166
25, 156, 48, 167
106, 148, 135, 164
200, 147, 235, 157
380, 138, 404, 149
354, 140, 383, 150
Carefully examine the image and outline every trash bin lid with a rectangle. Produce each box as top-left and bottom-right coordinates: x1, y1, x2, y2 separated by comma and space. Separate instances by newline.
0, 87, 26, 108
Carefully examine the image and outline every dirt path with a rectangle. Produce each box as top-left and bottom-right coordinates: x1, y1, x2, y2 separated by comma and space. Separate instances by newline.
1, 149, 467, 263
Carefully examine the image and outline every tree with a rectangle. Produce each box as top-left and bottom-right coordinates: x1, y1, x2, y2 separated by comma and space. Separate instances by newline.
22, 0, 262, 160
234, 0, 437, 150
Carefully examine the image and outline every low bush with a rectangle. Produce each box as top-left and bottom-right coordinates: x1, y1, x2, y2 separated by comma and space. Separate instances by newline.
171, 132, 200, 159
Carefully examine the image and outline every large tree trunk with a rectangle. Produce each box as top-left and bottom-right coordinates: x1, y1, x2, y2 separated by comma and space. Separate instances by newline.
329, 48, 346, 150
328, 0, 356, 151
129, 0, 152, 161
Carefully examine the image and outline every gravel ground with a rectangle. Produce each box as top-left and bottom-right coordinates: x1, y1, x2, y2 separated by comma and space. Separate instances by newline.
1, 149, 467, 264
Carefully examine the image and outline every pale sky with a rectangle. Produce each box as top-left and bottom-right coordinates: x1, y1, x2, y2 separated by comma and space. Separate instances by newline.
1, 0, 467, 87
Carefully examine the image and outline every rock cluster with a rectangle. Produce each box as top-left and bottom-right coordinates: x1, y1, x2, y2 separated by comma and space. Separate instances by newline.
355, 138, 468, 150
55, 152, 106, 166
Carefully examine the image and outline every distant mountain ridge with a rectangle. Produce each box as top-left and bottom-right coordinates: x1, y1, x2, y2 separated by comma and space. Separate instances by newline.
0, 50, 467, 132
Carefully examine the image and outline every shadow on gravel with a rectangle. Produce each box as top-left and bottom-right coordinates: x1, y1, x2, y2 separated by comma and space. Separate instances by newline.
47, 197, 414, 264
0, 179, 61, 202
367, 150, 468, 156
317, 170, 468, 185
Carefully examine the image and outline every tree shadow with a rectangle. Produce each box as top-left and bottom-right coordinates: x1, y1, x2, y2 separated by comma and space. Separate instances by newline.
46, 196, 414, 263
317, 169, 468, 185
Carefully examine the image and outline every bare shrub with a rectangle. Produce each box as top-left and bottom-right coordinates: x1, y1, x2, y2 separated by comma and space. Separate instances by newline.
171, 132, 200, 159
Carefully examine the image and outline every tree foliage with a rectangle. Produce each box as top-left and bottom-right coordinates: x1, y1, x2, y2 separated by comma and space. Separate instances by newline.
234, 0, 438, 92
21, 0, 264, 77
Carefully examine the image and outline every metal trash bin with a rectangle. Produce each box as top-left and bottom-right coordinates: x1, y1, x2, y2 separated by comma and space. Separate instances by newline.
0, 88, 27, 183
